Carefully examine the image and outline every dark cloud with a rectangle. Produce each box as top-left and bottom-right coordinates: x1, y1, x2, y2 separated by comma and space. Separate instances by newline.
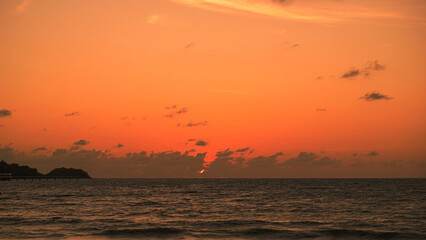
176, 108, 188, 114
164, 107, 188, 118
187, 139, 196, 142
64, 111, 79, 117
282, 152, 341, 168
69, 146, 79, 151
165, 105, 177, 109
316, 108, 327, 111
0, 109, 12, 117
0, 124, 3, 127
353, 153, 358, 156
186, 121, 208, 127
195, 140, 208, 146
216, 148, 234, 158
341, 70, 360, 78
291, 44, 300, 48
367, 151, 378, 157
115, 143, 124, 148
316, 76, 323, 80
1, 145, 422, 178
0, 146, 206, 178
236, 147, 250, 153
32, 147, 47, 153
204, 150, 285, 178
184, 42, 194, 49
360, 92, 393, 101
341, 60, 385, 79
73, 140, 90, 146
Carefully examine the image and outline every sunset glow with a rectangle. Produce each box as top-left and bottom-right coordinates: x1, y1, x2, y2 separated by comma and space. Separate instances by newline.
0, 0, 425, 177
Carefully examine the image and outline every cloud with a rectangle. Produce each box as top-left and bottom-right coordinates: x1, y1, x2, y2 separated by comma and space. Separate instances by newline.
147, 14, 161, 24
316, 108, 327, 111
360, 92, 393, 101
173, 0, 336, 22
173, 0, 424, 25
290, 44, 300, 48
0, 125, 3, 128
16, 0, 32, 12
69, 146, 79, 151
282, 152, 341, 168
216, 148, 234, 158
341, 70, 360, 78
195, 140, 208, 146
205, 150, 285, 177
236, 147, 250, 153
341, 61, 386, 79
64, 111, 79, 117
32, 147, 47, 153
271, 0, 293, 5
0, 109, 12, 117
73, 140, 90, 146
0, 146, 206, 178
115, 143, 124, 148
184, 42, 194, 49
366, 151, 378, 157
368, 61, 386, 71
1, 145, 423, 178
164, 106, 188, 118
165, 105, 177, 109
186, 121, 208, 127
176, 108, 188, 114
187, 139, 196, 142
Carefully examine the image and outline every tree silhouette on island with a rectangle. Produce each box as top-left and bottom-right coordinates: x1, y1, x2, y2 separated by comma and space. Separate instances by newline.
0, 160, 91, 178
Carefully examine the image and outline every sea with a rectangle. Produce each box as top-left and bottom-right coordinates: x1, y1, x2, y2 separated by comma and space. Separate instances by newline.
0, 179, 425, 240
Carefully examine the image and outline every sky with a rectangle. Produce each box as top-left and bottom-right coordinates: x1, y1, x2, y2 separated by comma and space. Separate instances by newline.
0, 0, 425, 177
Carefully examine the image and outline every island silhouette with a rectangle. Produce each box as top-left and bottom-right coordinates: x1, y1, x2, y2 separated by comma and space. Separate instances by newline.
0, 160, 91, 179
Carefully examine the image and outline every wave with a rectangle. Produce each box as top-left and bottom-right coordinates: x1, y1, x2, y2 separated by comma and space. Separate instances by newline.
317, 228, 406, 239
129, 200, 162, 206
97, 227, 185, 237
240, 228, 317, 239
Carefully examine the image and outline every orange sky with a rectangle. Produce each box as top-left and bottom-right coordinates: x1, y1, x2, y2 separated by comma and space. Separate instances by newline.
0, 0, 425, 177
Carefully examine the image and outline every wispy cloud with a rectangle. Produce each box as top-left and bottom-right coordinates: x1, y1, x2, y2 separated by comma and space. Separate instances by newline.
360, 92, 393, 101
341, 61, 386, 79
147, 14, 161, 24
173, 0, 336, 22
184, 42, 195, 49
185, 121, 208, 127
64, 111, 80, 117
236, 147, 250, 153
164, 106, 188, 118
32, 147, 47, 153
172, 0, 424, 24
16, 0, 32, 12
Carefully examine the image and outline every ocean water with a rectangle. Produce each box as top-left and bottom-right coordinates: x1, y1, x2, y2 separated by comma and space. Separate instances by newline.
0, 179, 425, 240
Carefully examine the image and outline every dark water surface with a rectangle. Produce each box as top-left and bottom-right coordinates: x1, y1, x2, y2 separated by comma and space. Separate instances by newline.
1, 179, 425, 239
